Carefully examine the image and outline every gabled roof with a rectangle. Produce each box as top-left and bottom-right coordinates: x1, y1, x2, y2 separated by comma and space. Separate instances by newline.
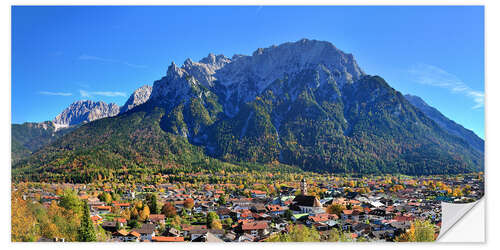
133, 223, 155, 234
293, 195, 320, 207
149, 214, 166, 221
242, 221, 268, 230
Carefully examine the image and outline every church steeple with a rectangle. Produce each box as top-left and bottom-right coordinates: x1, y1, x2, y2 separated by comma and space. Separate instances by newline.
300, 178, 307, 195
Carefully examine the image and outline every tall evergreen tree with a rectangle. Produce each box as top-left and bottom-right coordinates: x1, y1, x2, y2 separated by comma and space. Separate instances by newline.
77, 201, 96, 242
149, 194, 159, 214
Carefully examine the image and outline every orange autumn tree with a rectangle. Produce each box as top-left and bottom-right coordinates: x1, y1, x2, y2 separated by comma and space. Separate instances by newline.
183, 198, 195, 210
162, 202, 177, 218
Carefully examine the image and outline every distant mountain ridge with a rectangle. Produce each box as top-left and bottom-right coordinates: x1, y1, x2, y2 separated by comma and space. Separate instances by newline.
404, 94, 484, 153
11, 121, 75, 164
12, 39, 484, 181
12, 93, 145, 164
53, 100, 120, 127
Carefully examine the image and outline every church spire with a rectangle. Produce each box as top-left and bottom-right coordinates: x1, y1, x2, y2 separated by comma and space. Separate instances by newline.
300, 178, 307, 195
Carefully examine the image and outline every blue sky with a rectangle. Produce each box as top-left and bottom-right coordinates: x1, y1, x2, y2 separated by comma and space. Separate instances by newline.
12, 6, 484, 138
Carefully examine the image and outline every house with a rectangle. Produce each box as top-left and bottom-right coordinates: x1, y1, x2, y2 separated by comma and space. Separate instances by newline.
267, 205, 286, 216
237, 233, 256, 242
112, 202, 131, 209
101, 221, 117, 232
272, 219, 289, 231
192, 231, 224, 242
111, 229, 129, 242
307, 213, 329, 225
341, 209, 365, 222
93, 205, 112, 214
127, 231, 141, 242
241, 220, 269, 237
90, 215, 103, 225
238, 209, 254, 220
189, 229, 224, 241
369, 209, 386, 220
250, 190, 267, 198
216, 207, 232, 220
148, 214, 166, 225
181, 224, 207, 237
352, 223, 371, 236
115, 217, 127, 228
132, 223, 156, 241
112, 230, 140, 242
251, 204, 267, 213
290, 195, 324, 214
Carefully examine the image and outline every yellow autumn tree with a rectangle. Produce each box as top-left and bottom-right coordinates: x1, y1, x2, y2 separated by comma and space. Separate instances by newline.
395, 220, 436, 242
11, 192, 37, 241
139, 205, 150, 221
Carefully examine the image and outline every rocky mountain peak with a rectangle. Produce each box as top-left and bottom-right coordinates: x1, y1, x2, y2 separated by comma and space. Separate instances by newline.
53, 100, 120, 126
120, 85, 153, 113
199, 53, 231, 69
150, 39, 365, 111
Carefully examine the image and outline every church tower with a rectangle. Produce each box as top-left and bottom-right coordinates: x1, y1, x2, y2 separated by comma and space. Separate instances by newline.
300, 178, 307, 195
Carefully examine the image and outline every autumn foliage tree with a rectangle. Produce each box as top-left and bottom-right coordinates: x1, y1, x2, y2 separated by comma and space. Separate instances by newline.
162, 202, 177, 218
266, 224, 320, 242
206, 212, 222, 229
395, 220, 436, 242
11, 192, 37, 241
139, 205, 150, 222
183, 198, 195, 210
326, 203, 346, 217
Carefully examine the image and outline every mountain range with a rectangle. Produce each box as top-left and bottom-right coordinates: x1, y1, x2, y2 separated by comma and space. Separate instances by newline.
11, 86, 152, 164
12, 39, 484, 182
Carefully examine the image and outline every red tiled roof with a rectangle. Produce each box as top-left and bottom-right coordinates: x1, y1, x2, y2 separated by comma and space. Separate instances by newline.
115, 218, 127, 223
242, 221, 268, 231
149, 214, 166, 221
309, 214, 329, 223
112, 202, 130, 207
152, 236, 184, 242
343, 209, 353, 215
394, 216, 415, 222
251, 190, 266, 195
95, 206, 112, 211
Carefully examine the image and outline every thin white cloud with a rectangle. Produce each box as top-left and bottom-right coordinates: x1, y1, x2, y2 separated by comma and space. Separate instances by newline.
79, 89, 126, 98
409, 63, 484, 109
39, 91, 72, 96
78, 54, 147, 69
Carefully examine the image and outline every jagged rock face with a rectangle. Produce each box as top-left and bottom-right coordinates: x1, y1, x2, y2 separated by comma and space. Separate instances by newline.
150, 39, 364, 117
405, 94, 484, 153
120, 85, 153, 113
53, 100, 120, 126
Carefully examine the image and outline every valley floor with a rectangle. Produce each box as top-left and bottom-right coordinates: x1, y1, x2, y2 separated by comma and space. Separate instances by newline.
11, 172, 484, 242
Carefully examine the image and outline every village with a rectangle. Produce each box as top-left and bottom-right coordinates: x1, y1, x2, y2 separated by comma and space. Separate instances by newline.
14, 172, 484, 242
